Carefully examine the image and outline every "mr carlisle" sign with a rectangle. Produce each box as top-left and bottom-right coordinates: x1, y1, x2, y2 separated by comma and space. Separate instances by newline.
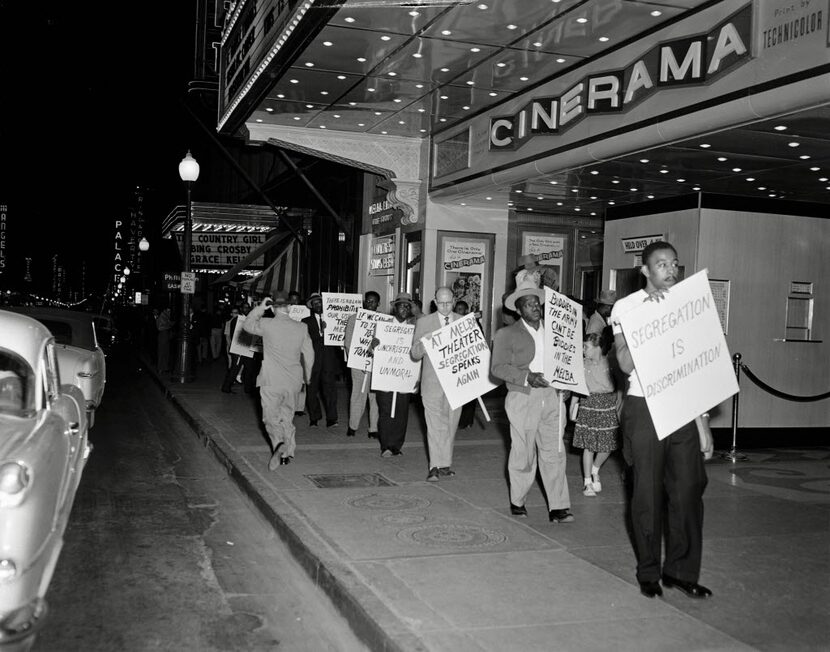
489, 5, 752, 151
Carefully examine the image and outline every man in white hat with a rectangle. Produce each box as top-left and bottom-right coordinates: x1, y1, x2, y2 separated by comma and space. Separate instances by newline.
586, 290, 617, 336
243, 291, 314, 468
491, 279, 573, 523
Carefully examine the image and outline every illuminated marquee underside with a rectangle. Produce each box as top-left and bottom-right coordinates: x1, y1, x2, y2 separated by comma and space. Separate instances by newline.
489, 4, 752, 151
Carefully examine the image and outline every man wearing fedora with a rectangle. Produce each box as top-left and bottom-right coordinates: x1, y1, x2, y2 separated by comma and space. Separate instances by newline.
411, 286, 463, 482
491, 279, 574, 523
374, 292, 417, 457
243, 291, 314, 468
587, 290, 617, 336
302, 292, 339, 427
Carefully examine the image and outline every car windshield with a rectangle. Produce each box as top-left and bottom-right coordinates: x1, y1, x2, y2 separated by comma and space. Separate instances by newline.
37, 318, 96, 350
0, 349, 36, 416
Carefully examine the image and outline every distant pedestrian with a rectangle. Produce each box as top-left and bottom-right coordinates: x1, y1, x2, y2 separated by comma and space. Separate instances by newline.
243, 292, 314, 468
155, 307, 174, 373
570, 329, 620, 497
586, 290, 616, 336
209, 308, 224, 360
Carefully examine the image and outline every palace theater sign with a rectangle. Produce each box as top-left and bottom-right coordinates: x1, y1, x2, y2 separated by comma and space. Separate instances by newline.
489, 5, 752, 151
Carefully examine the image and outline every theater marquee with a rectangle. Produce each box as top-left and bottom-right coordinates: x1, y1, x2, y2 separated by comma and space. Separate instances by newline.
489, 4, 752, 151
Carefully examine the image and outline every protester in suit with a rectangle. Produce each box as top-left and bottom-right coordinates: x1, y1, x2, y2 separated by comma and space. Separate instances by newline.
411, 287, 463, 481
491, 279, 574, 524
343, 291, 381, 439
374, 292, 417, 457
243, 291, 314, 468
302, 292, 339, 427
610, 240, 713, 600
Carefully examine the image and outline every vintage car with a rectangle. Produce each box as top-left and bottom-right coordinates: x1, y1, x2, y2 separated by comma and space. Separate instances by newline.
0, 310, 91, 646
6, 308, 106, 427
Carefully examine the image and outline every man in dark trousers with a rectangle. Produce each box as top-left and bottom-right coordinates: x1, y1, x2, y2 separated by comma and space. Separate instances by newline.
302, 292, 339, 427
610, 240, 713, 600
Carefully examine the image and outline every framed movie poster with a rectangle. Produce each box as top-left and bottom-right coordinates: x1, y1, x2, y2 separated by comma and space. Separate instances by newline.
436, 231, 495, 339
520, 231, 567, 293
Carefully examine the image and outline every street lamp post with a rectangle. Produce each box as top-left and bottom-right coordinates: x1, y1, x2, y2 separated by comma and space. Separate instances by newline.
175, 150, 200, 383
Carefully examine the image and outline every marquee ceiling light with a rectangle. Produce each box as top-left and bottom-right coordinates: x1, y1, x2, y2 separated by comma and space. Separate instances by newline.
819, 177, 828, 181
349, 101, 356, 106
413, 52, 422, 58
556, 202, 563, 206
788, 142, 800, 147
441, 67, 450, 72
442, 30, 451, 35
471, 47, 480, 52
337, 75, 346, 80
520, 76, 528, 81
810, 166, 820, 171
507, 24, 517, 29
527, 207, 533, 211
556, 58, 566, 63
294, 116, 301, 120
599, 36, 609, 42
305, 62, 314, 67
647, 194, 655, 199
746, 177, 755, 181
276, 94, 284, 98
323, 41, 332, 46
677, 178, 686, 182
388, 71, 397, 76
381, 36, 390, 41
699, 143, 710, 148
344, 17, 354, 23
774, 125, 787, 131
576, 17, 588, 23
255, 118, 263, 122
290, 79, 299, 83
534, 41, 542, 47
266, 107, 274, 112
799, 155, 811, 159
717, 156, 727, 161
651, 10, 662, 16
549, 180, 558, 184
466, 80, 475, 85
357, 57, 366, 62
334, 114, 341, 118
732, 168, 742, 172
659, 169, 669, 174
497, 62, 506, 67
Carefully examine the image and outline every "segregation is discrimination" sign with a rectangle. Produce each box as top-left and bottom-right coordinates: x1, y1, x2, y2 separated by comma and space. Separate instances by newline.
618, 269, 739, 439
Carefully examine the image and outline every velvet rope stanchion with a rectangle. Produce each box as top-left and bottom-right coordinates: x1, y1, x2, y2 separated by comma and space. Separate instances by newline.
718, 353, 748, 463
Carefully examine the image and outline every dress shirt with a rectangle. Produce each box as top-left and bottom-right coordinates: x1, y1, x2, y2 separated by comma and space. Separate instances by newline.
521, 319, 545, 374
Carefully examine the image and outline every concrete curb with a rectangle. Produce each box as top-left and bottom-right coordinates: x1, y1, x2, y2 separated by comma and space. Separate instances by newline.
140, 359, 428, 652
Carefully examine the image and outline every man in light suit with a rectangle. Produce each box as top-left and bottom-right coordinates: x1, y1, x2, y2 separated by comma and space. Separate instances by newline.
491, 280, 573, 523
243, 291, 314, 469
411, 287, 463, 482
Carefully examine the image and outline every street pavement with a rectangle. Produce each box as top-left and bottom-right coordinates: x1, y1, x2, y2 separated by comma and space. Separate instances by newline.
142, 355, 830, 652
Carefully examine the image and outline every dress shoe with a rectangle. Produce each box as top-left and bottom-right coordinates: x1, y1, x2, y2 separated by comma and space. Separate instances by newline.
268, 451, 281, 471
549, 508, 574, 523
294, 411, 305, 417
391, 450, 403, 456
221, 388, 233, 394
368, 431, 379, 439
309, 419, 318, 427
426, 467, 440, 482
326, 419, 339, 428
438, 467, 455, 477
346, 428, 356, 437
279, 456, 293, 466
639, 581, 663, 598
662, 575, 712, 599
381, 450, 393, 458
510, 503, 527, 517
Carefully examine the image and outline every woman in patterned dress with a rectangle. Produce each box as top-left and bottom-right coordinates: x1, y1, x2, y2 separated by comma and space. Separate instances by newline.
571, 329, 620, 496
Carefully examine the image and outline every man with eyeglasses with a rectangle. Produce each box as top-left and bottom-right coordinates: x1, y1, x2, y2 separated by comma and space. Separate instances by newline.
611, 240, 713, 601
411, 287, 463, 482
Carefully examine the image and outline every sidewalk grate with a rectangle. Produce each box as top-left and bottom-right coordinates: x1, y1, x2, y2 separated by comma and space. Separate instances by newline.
305, 473, 397, 488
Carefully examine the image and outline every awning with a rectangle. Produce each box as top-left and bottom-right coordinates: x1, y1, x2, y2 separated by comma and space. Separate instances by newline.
238, 238, 302, 296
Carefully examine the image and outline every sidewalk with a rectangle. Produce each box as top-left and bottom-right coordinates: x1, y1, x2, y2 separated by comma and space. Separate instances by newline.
144, 357, 830, 652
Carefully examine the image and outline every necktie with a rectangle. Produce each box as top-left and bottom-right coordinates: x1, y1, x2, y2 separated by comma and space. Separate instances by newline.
444, 315, 450, 326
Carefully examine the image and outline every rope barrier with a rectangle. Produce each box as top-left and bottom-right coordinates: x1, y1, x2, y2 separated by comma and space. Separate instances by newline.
740, 363, 830, 402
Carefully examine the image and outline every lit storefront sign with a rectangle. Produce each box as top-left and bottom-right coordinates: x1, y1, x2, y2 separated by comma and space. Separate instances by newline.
172, 232, 268, 267
489, 4, 752, 151
369, 235, 396, 277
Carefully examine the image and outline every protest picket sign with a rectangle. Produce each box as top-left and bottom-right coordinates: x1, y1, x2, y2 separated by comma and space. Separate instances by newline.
371, 321, 421, 417
229, 315, 256, 358
322, 292, 363, 346
543, 288, 588, 396
288, 305, 310, 322
420, 313, 497, 414
618, 269, 739, 440
348, 309, 394, 392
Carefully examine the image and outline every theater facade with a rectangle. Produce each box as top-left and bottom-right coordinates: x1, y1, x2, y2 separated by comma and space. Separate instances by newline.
215, 0, 830, 431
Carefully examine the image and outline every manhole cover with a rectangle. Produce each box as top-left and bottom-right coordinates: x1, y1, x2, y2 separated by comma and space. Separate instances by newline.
305, 473, 396, 489
396, 523, 507, 548
347, 493, 430, 510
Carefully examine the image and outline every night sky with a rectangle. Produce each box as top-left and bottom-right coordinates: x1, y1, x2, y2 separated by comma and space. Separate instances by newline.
3, 1, 200, 297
